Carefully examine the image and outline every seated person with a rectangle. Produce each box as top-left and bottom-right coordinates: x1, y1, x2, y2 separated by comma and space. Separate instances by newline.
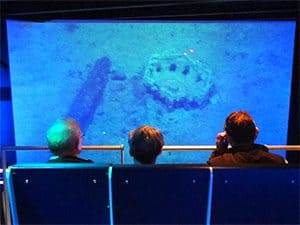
128, 125, 164, 164
47, 118, 93, 163
208, 111, 286, 166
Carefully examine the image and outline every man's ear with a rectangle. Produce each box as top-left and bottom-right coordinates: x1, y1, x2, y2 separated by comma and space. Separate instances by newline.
255, 127, 259, 140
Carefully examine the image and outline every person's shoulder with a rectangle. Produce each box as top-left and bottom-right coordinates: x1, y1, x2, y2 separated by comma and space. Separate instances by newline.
267, 151, 287, 164
76, 157, 94, 163
48, 156, 93, 163
253, 144, 287, 165
47, 156, 62, 163
252, 144, 269, 152
68, 156, 94, 163
207, 152, 235, 166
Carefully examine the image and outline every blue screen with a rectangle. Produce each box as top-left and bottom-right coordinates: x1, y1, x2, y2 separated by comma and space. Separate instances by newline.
6, 20, 296, 163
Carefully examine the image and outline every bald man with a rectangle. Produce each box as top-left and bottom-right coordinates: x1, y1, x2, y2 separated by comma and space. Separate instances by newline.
47, 118, 93, 163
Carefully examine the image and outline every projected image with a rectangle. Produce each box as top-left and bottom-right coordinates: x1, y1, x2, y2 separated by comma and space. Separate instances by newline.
7, 20, 295, 163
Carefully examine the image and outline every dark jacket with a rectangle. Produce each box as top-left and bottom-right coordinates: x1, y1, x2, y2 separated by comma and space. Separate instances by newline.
48, 156, 93, 163
207, 144, 286, 166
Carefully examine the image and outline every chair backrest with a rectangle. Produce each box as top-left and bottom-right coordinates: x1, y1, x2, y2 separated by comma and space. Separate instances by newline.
211, 167, 300, 225
6, 164, 110, 225
111, 165, 211, 225
5, 164, 299, 225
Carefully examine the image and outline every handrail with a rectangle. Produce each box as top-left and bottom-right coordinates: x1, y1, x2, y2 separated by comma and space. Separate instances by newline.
163, 145, 217, 150
265, 145, 300, 150
3, 145, 300, 151
2, 145, 300, 165
162, 145, 300, 151
1, 144, 299, 170
2, 145, 124, 150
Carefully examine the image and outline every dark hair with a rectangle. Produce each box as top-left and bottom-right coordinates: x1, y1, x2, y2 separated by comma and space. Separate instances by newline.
129, 125, 164, 164
46, 118, 81, 156
225, 111, 256, 144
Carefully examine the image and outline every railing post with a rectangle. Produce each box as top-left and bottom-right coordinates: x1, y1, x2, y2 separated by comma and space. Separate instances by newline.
120, 144, 124, 164
1, 146, 12, 225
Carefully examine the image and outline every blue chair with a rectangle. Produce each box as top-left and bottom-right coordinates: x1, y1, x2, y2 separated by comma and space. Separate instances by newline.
211, 167, 300, 224
6, 164, 111, 225
111, 165, 211, 225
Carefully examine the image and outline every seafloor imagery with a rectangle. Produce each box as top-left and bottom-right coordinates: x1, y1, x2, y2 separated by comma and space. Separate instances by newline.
143, 50, 215, 111
7, 21, 295, 163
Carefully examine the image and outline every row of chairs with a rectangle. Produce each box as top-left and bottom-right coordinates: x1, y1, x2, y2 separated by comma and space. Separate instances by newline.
4, 164, 300, 225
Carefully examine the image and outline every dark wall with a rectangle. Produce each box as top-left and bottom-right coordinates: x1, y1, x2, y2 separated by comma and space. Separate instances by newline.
287, 21, 300, 165
1, 1, 300, 20
0, 19, 16, 166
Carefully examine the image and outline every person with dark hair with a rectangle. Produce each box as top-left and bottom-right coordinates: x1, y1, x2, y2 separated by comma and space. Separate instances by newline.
47, 118, 93, 163
208, 111, 286, 166
129, 125, 164, 164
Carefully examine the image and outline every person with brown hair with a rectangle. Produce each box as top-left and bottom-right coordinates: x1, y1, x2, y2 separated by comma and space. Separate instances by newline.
47, 118, 93, 163
208, 111, 286, 166
128, 125, 164, 164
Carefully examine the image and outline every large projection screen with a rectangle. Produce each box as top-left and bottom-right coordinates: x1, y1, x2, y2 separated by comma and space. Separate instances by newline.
6, 20, 296, 163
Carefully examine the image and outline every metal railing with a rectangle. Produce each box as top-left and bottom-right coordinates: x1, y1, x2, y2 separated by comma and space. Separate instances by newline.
1, 145, 300, 170
162, 145, 300, 151
0, 144, 299, 225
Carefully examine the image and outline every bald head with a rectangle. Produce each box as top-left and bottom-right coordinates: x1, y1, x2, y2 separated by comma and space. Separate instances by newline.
47, 118, 82, 157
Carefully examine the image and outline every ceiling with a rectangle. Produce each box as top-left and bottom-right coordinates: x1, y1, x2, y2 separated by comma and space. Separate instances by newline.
1, 0, 299, 20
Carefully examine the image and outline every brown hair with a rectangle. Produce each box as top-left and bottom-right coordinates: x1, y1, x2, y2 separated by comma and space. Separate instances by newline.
225, 111, 256, 144
129, 125, 164, 164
